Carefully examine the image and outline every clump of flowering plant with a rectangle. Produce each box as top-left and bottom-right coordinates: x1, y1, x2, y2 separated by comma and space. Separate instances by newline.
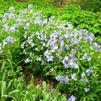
19, 11, 101, 100
1, 4, 101, 101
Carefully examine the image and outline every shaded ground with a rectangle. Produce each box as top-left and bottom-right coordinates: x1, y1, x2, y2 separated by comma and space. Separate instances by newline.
22, 66, 56, 89
22, 66, 68, 98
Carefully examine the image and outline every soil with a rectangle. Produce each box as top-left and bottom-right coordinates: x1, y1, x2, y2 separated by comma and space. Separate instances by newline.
53, 1, 66, 8
33, 75, 57, 90
34, 75, 43, 86
22, 65, 56, 90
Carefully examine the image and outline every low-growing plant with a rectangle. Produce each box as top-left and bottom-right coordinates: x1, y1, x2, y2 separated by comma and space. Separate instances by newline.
81, 0, 101, 12
0, 60, 67, 101
50, 4, 101, 35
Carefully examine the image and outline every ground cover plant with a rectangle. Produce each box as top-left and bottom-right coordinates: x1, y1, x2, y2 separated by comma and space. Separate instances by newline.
43, 4, 101, 35
0, 1, 101, 101
0, 60, 67, 101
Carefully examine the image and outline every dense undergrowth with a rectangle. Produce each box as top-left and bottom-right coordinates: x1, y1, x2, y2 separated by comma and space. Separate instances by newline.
0, 60, 67, 101
0, 1, 101, 101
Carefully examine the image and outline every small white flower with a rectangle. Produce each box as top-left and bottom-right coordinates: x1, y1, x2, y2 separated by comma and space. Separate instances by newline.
81, 72, 85, 78
71, 73, 77, 81
3, 24, 9, 30
9, 6, 15, 12
21, 42, 25, 49
23, 49, 27, 54
9, 26, 16, 33
64, 63, 69, 69
25, 58, 30, 64
28, 4, 33, 9
24, 31, 28, 38
84, 88, 90, 92
36, 57, 41, 61
27, 37, 33, 44
63, 56, 69, 64
64, 76, 70, 84
47, 55, 54, 62
83, 53, 91, 61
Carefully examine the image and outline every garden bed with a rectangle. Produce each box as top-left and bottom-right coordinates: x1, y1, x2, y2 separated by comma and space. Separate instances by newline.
0, 1, 101, 101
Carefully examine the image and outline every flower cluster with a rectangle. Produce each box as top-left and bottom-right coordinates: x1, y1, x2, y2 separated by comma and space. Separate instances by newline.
0, 36, 16, 55
68, 95, 76, 101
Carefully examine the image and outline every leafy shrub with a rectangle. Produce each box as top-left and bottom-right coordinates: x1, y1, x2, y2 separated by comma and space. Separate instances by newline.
81, 0, 101, 12
44, 4, 101, 35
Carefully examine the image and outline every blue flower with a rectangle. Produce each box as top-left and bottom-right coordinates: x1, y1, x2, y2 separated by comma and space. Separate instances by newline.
56, 75, 63, 82
86, 67, 93, 76
68, 59, 79, 69
5, 36, 15, 44
64, 76, 69, 84
47, 55, 54, 62
68, 95, 76, 101
85, 35, 93, 42
83, 53, 91, 61
64, 64, 69, 69
63, 56, 69, 63
9, 26, 16, 33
